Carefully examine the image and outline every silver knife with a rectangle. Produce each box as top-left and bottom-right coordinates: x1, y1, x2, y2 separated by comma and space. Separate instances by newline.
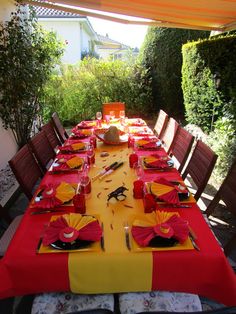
158, 204, 191, 208
189, 227, 200, 251
31, 209, 65, 215
100, 223, 105, 251
124, 223, 131, 251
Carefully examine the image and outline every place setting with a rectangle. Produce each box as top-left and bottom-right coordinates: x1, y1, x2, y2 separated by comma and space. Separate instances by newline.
134, 138, 162, 150
49, 155, 86, 174
70, 128, 93, 139
140, 154, 175, 171
143, 177, 196, 209
30, 181, 78, 214
125, 210, 196, 252
58, 141, 89, 154
37, 213, 104, 253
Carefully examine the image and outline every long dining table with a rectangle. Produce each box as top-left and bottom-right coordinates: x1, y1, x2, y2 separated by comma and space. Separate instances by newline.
0, 118, 236, 306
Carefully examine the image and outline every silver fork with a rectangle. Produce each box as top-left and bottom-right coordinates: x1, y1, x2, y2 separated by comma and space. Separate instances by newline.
123, 222, 131, 251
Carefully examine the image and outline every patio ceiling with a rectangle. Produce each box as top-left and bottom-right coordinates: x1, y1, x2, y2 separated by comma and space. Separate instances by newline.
23, 0, 236, 32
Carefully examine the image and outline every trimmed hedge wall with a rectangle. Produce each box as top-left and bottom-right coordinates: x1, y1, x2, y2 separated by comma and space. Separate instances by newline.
182, 35, 236, 133
139, 27, 209, 118
182, 35, 236, 181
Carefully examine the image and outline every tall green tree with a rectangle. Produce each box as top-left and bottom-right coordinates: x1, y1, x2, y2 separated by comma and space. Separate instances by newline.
139, 27, 209, 118
0, 3, 64, 148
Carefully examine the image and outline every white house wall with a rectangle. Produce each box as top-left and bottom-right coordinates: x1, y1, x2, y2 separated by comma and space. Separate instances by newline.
0, 0, 18, 169
80, 25, 91, 54
38, 19, 82, 64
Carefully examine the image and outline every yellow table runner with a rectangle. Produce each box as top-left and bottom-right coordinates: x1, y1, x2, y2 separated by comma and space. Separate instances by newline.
69, 142, 152, 293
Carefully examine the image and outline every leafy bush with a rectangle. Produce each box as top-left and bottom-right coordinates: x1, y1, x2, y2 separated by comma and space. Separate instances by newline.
182, 35, 236, 179
139, 27, 209, 118
42, 58, 152, 125
182, 35, 236, 133
0, 4, 64, 147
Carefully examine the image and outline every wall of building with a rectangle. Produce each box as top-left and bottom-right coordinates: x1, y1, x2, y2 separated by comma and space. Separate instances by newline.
0, 0, 18, 170
38, 19, 82, 64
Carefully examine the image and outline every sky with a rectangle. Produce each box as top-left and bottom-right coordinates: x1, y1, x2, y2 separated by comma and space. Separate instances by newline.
88, 17, 148, 49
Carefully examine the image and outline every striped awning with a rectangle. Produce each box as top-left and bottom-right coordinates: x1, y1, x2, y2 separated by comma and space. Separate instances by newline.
22, 0, 236, 31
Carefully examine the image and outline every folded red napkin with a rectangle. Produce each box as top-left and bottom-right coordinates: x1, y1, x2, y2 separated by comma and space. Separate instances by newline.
32, 184, 63, 209
58, 142, 85, 153
77, 121, 95, 129
131, 211, 189, 247
151, 177, 188, 205
145, 158, 168, 169
70, 130, 89, 139
42, 213, 102, 246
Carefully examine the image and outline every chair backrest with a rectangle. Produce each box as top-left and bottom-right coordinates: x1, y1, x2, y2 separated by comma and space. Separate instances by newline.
161, 117, 179, 154
42, 121, 61, 150
9, 144, 43, 200
182, 140, 218, 201
153, 109, 168, 139
29, 130, 56, 173
102, 102, 125, 118
169, 127, 195, 173
0, 204, 12, 224
51, 112, 68, 143
205, 158, 236, 255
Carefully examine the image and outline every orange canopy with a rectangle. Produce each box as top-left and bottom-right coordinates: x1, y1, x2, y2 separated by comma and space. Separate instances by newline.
23, 0, 236, 32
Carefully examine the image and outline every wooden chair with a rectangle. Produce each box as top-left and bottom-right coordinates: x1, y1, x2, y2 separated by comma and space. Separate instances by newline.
102, 102, 125, 119
0, 214, 23, 257
0, 204, 12, 225
205, 158, 236, 256
31, 292, 114, 314
9, 144, 44, 200
161, 117, 179, 154
169, 126, 195, 173
51, 112, 69, 143
153, 109, 168, 139
182, 140, 218, 201
42, 121, 61, 151
29, 130, 56, 173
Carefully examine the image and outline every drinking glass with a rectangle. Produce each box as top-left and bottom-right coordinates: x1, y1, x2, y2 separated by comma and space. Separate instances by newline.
80, 163, 91, 196
87, 144, 95, 166
96, 111, 102, 127
119, 110, 125, 119
133, 161, 143, 179
96, 111, 102, 120
109, 111, 115, 120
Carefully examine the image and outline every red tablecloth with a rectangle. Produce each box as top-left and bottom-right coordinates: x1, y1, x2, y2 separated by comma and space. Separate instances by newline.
0, 120, 236, 305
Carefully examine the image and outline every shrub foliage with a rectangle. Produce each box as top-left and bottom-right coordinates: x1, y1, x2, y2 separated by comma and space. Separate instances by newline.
0, 5, 64, 147
182, 35, 236, 180
139, 27, 209, 118
42, 58, 153, 125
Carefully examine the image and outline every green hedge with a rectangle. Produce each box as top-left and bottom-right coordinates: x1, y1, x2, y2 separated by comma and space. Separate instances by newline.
139, 27, 209, 118
182, 35, 236, 181
182, 35, 236, 133
41, 58, 152, 125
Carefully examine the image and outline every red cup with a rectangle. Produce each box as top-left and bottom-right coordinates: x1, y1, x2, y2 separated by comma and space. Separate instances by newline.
143, 193, 156, 213
73, 193, 86, 214
129, 153, 138, 168
133, 180, 144, 199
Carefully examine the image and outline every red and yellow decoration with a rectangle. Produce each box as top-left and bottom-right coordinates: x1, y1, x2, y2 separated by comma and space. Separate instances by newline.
32, 181, 76, 209
42, 213, 102, 246
52, 155, 84, 172
131, 210, 190, 247
58, 142, 86, 153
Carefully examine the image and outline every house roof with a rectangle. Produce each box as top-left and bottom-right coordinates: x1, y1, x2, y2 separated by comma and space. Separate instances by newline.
33, 6, 85, 18
96, 34, 130, 49
24, 0, 236, 32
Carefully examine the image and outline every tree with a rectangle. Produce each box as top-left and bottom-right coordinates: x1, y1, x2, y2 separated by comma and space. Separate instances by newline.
139, 27, 209, 118
0, 3, 64, 148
